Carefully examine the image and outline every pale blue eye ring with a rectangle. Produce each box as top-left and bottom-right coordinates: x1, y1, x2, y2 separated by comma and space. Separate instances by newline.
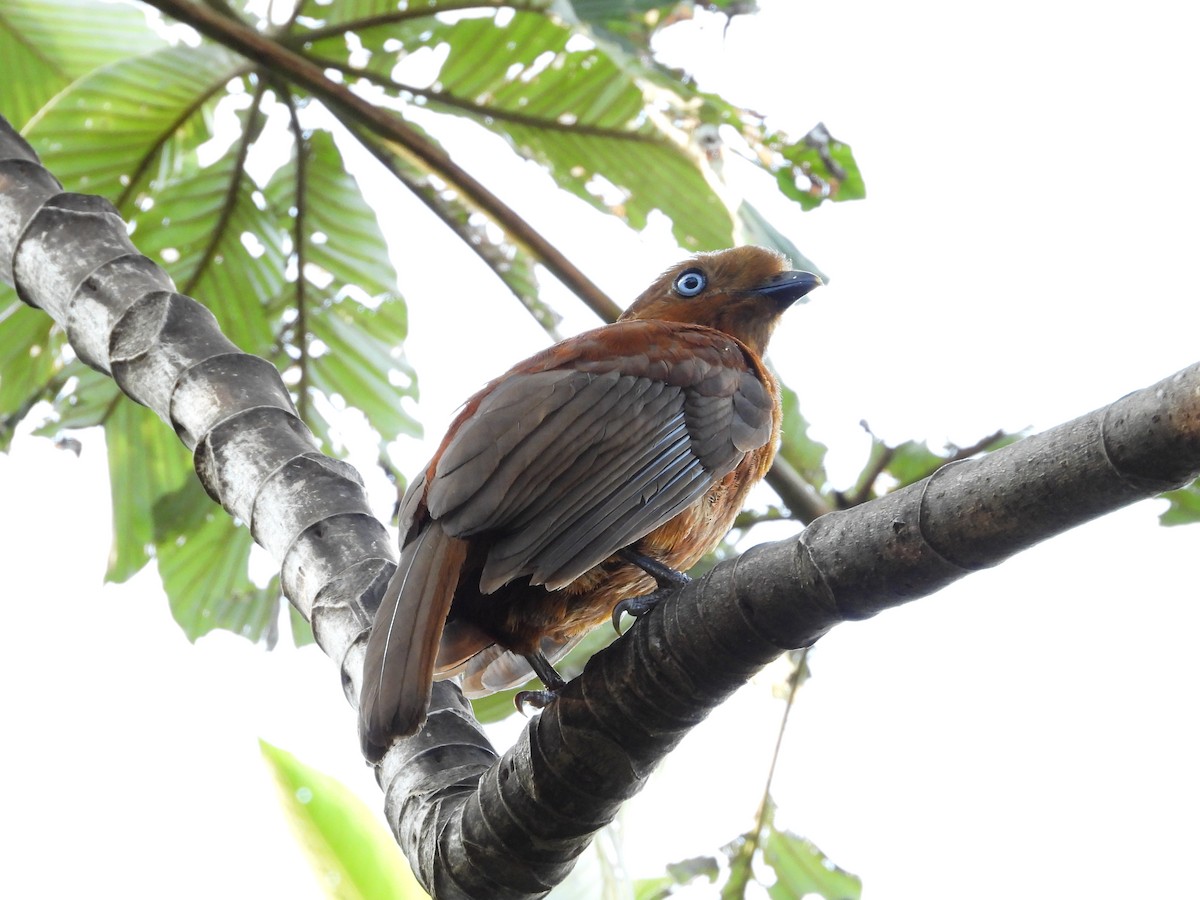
674, 268, 707, 297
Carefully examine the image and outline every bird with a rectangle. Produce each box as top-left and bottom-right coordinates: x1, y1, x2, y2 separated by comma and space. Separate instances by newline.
358, 246, 821, 762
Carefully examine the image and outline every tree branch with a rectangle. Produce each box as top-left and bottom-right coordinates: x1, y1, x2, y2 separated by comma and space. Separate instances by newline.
4, 115, 1197, 897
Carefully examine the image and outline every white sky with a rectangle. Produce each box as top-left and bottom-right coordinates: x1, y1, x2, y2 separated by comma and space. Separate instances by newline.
2, 1, 1199, 897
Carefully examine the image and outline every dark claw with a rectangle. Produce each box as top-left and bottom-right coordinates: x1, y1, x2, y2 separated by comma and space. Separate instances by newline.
611, 586, 675, 635
514, 651, 568, 715
515, 688, 560, 716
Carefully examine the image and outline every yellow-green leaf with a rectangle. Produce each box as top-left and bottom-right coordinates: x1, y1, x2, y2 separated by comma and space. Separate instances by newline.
260, 740, 429, 900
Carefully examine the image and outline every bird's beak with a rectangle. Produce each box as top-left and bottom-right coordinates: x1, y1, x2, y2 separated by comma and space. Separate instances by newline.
755, 270, 823, 307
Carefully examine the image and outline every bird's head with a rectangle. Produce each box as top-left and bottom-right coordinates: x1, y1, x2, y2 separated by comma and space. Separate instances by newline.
620, 246, 822, 357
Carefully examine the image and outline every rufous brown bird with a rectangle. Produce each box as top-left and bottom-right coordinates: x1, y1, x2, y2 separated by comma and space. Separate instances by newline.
359, 246, 821, 761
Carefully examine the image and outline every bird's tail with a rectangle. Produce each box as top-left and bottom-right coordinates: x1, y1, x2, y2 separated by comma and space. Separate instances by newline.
358, 521, 468, 762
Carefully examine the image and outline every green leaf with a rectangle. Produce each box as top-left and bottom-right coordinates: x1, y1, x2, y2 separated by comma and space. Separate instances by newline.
24, 43, 246, 206
0, 0, 163, 130
723, 833, 754, 899
303, 8, 736, 249
434, 11, 733, 248
774, 123, 867, 211
38, 364, 121, 432
668, 855, 720, 885
634, 855, 720, 899
1159, 481, 1200, 526
468, 683, 529, 726
290, 603, 316, 648
133, 143, 284, 355
569, 0, 697, 32
152, 470, 218, 545
504, 126, 732, 249
777, 381, 828, 491
291, 0, 461, 37
0, 298, 59, 424
883, 439, 946, 488
763, 825, 861, 900
260, 128, 420, 447
306, 295, 421, 448
289, 130, 400, 304
291, 3, 842, 263
849, 430, 1017, 503
633, 874, 679, 900
157, 511, 283, 644
260, 740, 429, 900
27, 51, 287, 387
104, 396, 194, 583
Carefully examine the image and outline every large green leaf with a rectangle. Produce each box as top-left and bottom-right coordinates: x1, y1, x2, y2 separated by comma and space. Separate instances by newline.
429, 11, 733, 248
296, 130, 400, 304
291, 0, 546, 36
556, 6, 864, 224
263, 129, 419, 449
157, 509, 282, 644
133, 145, 284, 355
291, 4, 861, 260
306, 293, 420, 448
0, 299, 58, 432
300, 7, 737, 249
104, 395, 195, 583
24, 43, 247, 205
0, 0, 163, 130
260, 740, 429, 899
508, 123, 732, 249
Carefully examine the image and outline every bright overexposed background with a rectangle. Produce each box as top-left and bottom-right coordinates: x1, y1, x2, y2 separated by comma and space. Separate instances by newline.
2, 1, 1198, 897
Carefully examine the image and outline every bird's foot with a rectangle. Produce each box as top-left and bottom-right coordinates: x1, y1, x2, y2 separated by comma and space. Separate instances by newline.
514, 651, 568, 717
612, 549, 692, 635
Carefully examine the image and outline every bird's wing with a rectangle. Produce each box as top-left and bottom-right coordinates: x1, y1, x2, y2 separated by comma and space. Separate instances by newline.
423, 321, 775, 592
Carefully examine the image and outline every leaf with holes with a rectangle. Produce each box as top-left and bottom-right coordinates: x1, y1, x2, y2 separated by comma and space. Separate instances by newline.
0, 0, 163, 130
24, 43, 246, 206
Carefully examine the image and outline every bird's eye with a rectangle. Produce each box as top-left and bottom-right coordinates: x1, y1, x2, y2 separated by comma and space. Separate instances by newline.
673, 268, 707, 297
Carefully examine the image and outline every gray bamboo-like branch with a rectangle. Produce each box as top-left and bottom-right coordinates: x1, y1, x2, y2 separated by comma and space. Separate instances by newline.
3, 115, 1199, 898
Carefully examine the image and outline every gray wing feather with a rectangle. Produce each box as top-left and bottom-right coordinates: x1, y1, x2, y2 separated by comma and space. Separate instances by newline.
484, 419, 703, 590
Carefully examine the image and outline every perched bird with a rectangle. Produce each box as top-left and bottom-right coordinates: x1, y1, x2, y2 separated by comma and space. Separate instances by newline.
359, 246, 821, 761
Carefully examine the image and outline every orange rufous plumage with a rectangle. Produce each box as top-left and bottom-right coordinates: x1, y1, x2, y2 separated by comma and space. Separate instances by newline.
359, 246, 821, 761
